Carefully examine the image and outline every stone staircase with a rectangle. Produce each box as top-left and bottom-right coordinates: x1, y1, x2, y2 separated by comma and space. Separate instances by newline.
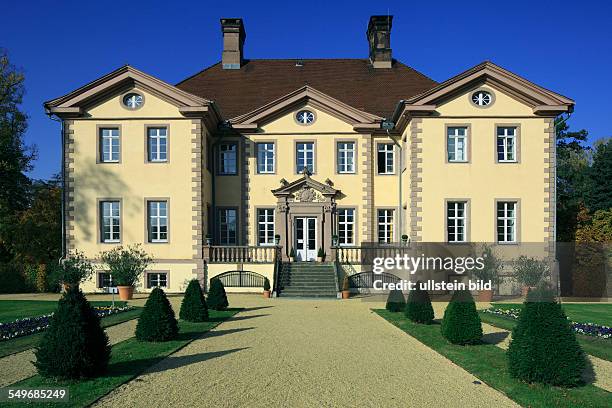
277, 262, 337, 297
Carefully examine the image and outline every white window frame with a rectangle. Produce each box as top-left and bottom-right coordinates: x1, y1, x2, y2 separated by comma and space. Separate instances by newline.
377, 143, 395, 174
218, 143, 237, 175
218, 208, 237, 245
147, 272, 168, 288
497, 201, 517, 243
296, 142, 315, 173
447, 127, 468, 162
101, 201, 120, 243
337, 208, 355, 245
257, 208, 275, 246
497, 127, 517, 162
447, 201, 467, 243
147, 201, 168, 243
377, 209, 394, 243
256, 143, 275, 174
337, 142, 355, 173
100, 128, 120, 163
147, 127, 168, 162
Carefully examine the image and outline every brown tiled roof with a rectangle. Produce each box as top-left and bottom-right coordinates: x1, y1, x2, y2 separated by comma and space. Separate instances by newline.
176, 59, 438, 120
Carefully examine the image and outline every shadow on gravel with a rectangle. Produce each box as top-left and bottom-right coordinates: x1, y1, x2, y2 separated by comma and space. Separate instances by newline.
240, 306, 274, 312
202, 327, 254, 339
481, 331, 509, 345
229, 314, 269, 322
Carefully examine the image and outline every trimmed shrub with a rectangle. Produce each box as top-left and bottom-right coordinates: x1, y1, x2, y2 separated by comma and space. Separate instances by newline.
441, 289, 483, 345
34, 287, 110, 379
179, 279, 208, 322
207, 278, 229, 311
385, 289, 406, 312
405, 283, 434, 324
136, 287, 178, 341
263, 277, 271, 291
507, 286, 587, 386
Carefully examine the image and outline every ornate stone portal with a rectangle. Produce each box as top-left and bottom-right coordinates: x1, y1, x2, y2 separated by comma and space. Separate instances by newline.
271, 172, 340, 261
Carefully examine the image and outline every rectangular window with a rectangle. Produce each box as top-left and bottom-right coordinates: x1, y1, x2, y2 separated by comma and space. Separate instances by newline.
447, 127, 468, 162
219, 143, 237, 175
377, 143, 395, 174
147, 127, 168, 162
100, 201, 120, 242
147, 201, 168, 243
296, 142, 315, 173
377, 209, 394, 243
218, 208, 237, 245
497, 127, 517, 162
100, 128, 120, 162
256, 143, 275, 173
447, 201, 467, 243
337, 142, 355, 173
497, 201, 517, 243
147, 272, 168, 288
97, 272, 113, 288
338, 208, 355, 245
257, 209, 275, 246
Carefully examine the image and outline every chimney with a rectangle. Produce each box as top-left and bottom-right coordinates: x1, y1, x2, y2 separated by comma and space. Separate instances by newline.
221, 18, 246, 69
366, 15, 393, 68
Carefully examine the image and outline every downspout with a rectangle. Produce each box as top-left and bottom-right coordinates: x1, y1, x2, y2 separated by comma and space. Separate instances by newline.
47, 112, 66, 262
389, 100, 406, 241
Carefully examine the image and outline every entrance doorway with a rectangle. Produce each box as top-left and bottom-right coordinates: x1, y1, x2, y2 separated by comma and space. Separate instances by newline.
294, 217, 317, 261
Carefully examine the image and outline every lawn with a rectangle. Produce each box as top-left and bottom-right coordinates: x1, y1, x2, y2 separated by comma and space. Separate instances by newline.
375, 309, 612, 408
492, 303, 612, 327
0, 307, 142, 358
7, 309, 240, 407
0, 300, 128, 323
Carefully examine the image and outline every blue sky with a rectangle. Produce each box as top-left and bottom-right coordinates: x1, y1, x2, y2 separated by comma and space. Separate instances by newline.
3, 0, 611, 180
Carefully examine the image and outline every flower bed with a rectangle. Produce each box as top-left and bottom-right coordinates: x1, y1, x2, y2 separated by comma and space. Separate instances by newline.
0, 306, 133, 341
482, 307, 612, 339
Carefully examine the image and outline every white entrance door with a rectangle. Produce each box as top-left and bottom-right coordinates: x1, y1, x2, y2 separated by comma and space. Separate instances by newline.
295, 217, 317, 261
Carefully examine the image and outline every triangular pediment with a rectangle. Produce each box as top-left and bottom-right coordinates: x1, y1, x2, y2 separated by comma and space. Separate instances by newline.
272, 172, 339, 198
230, 86, 383, 131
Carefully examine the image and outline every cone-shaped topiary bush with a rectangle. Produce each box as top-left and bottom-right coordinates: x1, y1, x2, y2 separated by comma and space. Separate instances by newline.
179, 279, 208, 322
207, 278, 229, 310
136, 287, 178, 341
405, 282, 435, 324
35, 287, 110, 379
507, 285, 587, 386
385, 289, 406, 312
441, 289, 483, 345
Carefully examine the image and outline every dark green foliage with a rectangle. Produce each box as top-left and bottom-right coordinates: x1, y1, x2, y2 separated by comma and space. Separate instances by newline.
179, 279, 208, 322
135, 287, 178, 341
405, 283, 434, 324
34, 287, 110, 379
441, 289, 483, 345
585, 139, 612, 213
207, 278, 229, 311
508, 287, 587, 387
385, 289, 405, 312
263, 277, 271, 291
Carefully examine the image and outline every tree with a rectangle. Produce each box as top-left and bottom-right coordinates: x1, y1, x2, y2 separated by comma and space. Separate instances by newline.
440, 289, 483, 345
100, 244, 152, 287
207, 278, 229, 310
385, 289, 405, 312
584, 139, 612, 213
180, 279, 208, 322
34, 287, 110, 379
135, 287, 179, 342
508, 286, 587, 386
405, 283, 434, 324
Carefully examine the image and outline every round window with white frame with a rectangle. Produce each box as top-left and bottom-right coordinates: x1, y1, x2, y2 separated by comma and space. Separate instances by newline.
122, 92, 144, 110
470, 89, 494, 108
295, 109, 316, 125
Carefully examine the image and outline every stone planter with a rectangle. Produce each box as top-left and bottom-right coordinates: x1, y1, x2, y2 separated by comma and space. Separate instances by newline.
342, 290, 350, 299
317, 256, 324, 263
521, 286, 534, 297
263, 290, 271, 298
477, 289, 493, 302
117, 286, 134, 300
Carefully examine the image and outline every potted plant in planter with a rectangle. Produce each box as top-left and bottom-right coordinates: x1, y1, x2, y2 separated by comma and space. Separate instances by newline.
513, 256, 549, 297
474, 244, 502, 302
289, 247, 296, 262
401, 234, 409, 245
100, 244, 152, 300
56, 250, 94, 291
274, 234, 281, 245
205, 234, 212, 246
263, 277, 271, 298
341, 275, 351, 299
317, 248, 325, 263
331, 234, 339, 247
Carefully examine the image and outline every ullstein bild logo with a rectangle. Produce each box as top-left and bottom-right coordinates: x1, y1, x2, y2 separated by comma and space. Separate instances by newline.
371, 254, 492, 291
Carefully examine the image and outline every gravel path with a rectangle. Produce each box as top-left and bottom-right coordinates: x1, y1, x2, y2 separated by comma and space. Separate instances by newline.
0, 319, 138, 387
95, 295, 517, 408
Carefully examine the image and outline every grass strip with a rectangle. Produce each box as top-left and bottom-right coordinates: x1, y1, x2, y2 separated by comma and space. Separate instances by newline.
7, 309, 239, 407
492, 303, 612, 327
479, 311, 612, 362
0, 308, 142, 358
0, 300, 128, 323
375, 309, 612, 408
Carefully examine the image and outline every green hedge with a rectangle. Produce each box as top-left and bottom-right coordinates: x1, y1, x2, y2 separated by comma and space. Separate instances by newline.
405, 283, 434, 324
135, 287, 178, 342
441, 289, 482, 345
180, 279, 209, 322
